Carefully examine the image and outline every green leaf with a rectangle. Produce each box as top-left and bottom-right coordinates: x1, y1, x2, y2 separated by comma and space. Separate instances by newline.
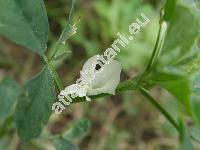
63, 119, 91, 140
53, 138, 79, 150
161, 4, 200, 65
179, 120, 194, 150
0, 0, 49, 56
15, 66, 56, 141
0, 77, 20, 124
147, 72, 191, 112
164, 0, 177, 21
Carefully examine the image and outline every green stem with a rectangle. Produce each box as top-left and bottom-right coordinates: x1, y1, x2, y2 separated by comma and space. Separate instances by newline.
146, 20, 168, 72
43, 55, 63, 91
136, 20, 168, 87
50, 0, 75, 60
138, 87, 180, 132
69, 77, 181, 133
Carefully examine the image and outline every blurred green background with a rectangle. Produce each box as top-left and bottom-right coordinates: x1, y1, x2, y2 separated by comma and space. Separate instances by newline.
0, 0, 199, 149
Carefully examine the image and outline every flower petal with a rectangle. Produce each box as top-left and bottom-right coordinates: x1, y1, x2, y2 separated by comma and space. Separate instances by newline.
81, 55, 122, 95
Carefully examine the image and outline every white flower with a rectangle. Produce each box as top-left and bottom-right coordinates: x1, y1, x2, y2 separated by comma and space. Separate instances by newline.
58, 55, 122, 102
83, 55, 122, 95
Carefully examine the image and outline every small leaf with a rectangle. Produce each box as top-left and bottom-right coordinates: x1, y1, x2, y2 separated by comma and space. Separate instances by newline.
53, 138, 79, 150
63, 119, 91, 140
148, 72, 191, 112
179, 120, 194, 150
0, 0, 49, 56
15, 66, 56, 141
0, 77, 20, 124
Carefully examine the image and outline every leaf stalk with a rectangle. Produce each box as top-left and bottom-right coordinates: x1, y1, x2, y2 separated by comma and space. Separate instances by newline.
138, 87, 180, 132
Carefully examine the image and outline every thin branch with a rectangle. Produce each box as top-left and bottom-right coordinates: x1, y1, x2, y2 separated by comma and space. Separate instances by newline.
50, 0, 76, 60
138, 87, 180, 132
71, 76, 140, 104
136, 20, 168, 88
145, 20, 168, 72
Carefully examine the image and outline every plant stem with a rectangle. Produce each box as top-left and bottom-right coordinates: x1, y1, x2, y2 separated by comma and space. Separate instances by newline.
43, 55, 63, 91
146, 20, 168, 72
136, 20, 168, 87
44, 0, 76, 90
138, 87, 180, 132
50, 0, 75, 60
